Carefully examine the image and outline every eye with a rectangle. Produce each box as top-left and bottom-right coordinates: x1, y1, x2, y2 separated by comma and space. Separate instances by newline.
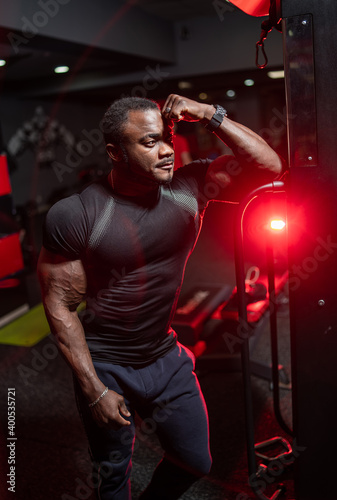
144, 139, 156, 147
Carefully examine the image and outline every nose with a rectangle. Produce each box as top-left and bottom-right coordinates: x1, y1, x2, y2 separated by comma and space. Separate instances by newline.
159, 140, 174, 158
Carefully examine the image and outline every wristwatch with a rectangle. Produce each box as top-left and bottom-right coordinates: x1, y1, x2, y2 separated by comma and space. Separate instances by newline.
205, 104, 227, 133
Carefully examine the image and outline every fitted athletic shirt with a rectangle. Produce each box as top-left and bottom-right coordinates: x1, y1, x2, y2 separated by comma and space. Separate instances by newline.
43, 159, 214, 366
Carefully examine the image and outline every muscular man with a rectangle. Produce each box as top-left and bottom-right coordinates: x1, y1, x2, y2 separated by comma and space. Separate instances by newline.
37, 95, 282, 500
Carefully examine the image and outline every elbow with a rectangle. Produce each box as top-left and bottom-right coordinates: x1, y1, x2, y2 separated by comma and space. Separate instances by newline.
262, 152, 284, 178
271, 153, 286, 178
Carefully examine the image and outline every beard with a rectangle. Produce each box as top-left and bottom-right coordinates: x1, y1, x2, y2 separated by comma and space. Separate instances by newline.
120, 143, 129, 164
121, 145, 174, 187
157, 177, 173, 186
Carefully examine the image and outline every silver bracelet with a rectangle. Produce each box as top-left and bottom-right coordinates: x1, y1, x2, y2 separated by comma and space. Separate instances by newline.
88, 387, 109, 408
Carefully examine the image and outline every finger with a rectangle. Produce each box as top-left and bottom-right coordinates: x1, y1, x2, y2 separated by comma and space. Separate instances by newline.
113, 412, 131, 428
162, 95, 175, 118
119, 400, 131, 417
169, 95, 187, 121
95, 410, 131, 429
163, 94, 184, 118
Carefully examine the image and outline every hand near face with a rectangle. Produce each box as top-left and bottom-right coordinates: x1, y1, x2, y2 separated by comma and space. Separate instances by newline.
162, 94, 214, 124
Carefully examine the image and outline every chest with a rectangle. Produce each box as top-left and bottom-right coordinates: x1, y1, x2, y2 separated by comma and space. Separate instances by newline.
85, 191, 200, 271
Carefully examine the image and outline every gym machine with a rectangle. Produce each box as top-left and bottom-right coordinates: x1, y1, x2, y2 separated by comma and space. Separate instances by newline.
231, 1, 337, 498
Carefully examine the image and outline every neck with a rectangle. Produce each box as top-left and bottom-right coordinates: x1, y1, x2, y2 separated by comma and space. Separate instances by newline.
108, 168, 159, 197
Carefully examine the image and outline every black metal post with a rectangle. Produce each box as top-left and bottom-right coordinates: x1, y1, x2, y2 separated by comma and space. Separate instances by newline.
234, 181, 286, 499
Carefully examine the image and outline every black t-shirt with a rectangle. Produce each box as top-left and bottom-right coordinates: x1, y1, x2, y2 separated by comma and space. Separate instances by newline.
43, 159, 213, 366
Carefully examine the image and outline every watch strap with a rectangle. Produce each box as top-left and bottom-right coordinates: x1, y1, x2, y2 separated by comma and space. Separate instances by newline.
205, 104, 227, 132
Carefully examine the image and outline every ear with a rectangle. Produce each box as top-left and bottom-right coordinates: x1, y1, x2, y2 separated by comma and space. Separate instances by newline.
106, 143, 123, 162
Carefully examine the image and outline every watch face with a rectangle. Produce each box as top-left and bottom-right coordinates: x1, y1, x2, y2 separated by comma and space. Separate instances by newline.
215, 105, 227, 118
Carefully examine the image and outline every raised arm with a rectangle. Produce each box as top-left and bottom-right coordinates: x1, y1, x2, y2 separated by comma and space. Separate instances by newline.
37, 247, 131, 428
163, 94, 283, 200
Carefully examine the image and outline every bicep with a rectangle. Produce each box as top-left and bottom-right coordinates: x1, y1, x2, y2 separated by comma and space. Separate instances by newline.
205, 154, 280, 203
37, 246, 87, 311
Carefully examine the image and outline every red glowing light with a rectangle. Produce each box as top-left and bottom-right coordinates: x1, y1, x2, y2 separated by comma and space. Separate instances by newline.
270, 219, 286, 231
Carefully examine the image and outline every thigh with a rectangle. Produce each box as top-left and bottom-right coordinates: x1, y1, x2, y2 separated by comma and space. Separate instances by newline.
74, 364, 139, 500
74, 370, 136, 465
138, 344, 212, 474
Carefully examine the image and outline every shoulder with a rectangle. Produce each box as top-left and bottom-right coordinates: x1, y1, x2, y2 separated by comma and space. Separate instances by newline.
47, 193, 83, 217
44, 193, 88, 237
173, 158, 212, 191
43, 194, 87, 259
43, 190, 91, 259
46, 178, 110, 223
167, 159, 212, 210
174, 158, 212, 180
43, 178, 112, 259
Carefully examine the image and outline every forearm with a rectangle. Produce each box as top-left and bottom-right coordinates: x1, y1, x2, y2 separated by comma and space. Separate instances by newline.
43, 301, 105, 402
200, 104, 283, 201
214, 115, 282, 174
201, 104, 282, 174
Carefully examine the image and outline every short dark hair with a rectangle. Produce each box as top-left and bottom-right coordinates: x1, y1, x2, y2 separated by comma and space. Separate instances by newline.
102, 96, 159, 146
